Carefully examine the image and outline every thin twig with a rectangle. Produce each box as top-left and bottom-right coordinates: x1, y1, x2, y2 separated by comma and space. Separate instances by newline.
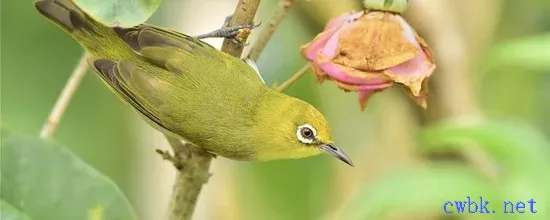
168, 1, 262, 220
247, 0, 296, 61
276, 64, 311, 92
40, 52, 89, 139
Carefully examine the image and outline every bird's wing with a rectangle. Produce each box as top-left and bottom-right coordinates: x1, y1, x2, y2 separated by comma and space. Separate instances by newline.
90, 25, 265, 133
114, 24, 265, 83
90, 57, 173, 132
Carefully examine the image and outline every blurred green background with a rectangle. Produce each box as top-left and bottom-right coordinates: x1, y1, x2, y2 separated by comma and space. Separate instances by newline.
1, 0, 550, 219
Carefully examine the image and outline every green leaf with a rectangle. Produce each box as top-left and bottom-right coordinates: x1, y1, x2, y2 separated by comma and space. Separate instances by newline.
418, 119, 550, 177
0, 129, 138, 220
0, 200, 32, 220
333, 164, 497, 220
484, 33, 550, 72
73, 0, 163, 27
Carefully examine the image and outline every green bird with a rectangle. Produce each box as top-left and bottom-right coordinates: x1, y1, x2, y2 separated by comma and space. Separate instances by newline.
35, 0, 353, 166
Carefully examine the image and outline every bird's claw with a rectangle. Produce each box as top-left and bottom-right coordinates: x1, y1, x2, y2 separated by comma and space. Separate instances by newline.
194, 15, 261, 46
222, 15, 233, 28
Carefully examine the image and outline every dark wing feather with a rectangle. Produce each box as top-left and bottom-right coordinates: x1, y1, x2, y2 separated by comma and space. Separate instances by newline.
113, 25, 215, 55
91, 58, 169, 129
89, 25, 227, 134
113, 25, 237, 76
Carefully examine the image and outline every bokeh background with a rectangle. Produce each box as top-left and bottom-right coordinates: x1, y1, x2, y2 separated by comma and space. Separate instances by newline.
2, 0, 550, 219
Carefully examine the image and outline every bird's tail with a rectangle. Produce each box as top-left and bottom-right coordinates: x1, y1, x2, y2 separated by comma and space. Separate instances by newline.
34, 0, 101, 33
34, 0, 117, 54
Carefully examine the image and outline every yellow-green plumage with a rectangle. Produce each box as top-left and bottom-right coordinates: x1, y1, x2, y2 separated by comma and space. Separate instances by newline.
35, 0, 353, 165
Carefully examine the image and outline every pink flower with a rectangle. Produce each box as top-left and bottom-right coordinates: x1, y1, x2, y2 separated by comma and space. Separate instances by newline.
301, 10, 436, 110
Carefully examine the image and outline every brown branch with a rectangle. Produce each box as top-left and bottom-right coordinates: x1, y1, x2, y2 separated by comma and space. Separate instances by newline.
276, 64, 311, 92
166, 135, 213, 220
168, 1, 262, 220
221, 0, 263, 57
40, 52, 89, 139
247, 0, 296, 61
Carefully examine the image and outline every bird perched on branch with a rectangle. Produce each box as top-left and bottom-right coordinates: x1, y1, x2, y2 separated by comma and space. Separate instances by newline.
34, 0, 353, 166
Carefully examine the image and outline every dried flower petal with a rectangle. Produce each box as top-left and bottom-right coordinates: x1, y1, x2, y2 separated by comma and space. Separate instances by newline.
318, 60, 391, 86
333, 12, 418, 71
301, 12, 361, 61
384, 16, 435, 97
300, 10, 436, 110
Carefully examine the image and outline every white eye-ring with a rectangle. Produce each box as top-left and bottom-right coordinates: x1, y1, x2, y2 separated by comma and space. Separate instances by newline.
297, 124, 317, 144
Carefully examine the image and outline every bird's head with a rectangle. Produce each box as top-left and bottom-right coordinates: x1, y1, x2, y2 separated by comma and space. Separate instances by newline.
253, 95, 353, 167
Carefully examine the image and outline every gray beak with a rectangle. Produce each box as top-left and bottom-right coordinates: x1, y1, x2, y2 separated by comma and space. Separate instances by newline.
320, 143, 354, 167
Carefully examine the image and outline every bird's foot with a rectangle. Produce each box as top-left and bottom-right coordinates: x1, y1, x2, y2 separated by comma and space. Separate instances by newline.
155, 149, 183, 170
194, 15, 261, 46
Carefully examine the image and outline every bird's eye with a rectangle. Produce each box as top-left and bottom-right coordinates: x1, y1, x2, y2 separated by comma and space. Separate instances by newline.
301, 127, 314, 138
297, 124, 317, 144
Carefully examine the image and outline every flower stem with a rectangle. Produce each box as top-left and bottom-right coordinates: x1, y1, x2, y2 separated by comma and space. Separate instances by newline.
247, 0, 296, 61
276, 64, 311, 92
40, 52, 89, 139
167, 1, 262, 220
